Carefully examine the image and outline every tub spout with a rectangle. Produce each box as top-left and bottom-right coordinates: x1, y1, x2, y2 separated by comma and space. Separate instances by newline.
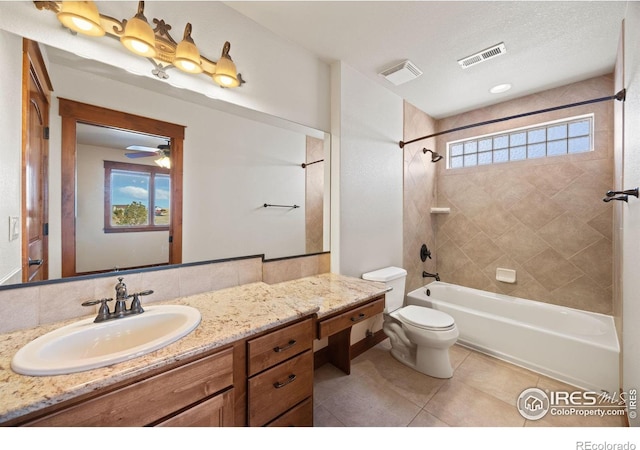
423, 271, 440, 281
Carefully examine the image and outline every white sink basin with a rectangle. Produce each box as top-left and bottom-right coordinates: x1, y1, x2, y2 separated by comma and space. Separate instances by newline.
11, 305, 201, 376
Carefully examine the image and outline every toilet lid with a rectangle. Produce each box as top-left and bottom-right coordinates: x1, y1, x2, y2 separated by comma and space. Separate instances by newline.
397, 305, 455, 330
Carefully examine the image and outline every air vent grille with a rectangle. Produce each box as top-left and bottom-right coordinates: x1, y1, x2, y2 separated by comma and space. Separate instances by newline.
379, 60, 423, 86
458, 42, 507, 69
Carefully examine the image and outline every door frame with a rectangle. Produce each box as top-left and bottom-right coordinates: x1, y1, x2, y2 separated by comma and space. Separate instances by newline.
22, 39, 52, 282
58, 99, 184, 278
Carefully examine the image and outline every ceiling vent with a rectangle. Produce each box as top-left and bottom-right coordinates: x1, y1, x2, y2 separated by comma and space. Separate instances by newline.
458, 42, 507, 69
379, 60, 423, 86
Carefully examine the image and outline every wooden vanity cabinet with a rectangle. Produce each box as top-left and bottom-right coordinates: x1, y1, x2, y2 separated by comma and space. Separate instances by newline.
316, 295, 385, 375
14, 316, 316, 427
247, 318, 314, 426
23, 347, 234, 427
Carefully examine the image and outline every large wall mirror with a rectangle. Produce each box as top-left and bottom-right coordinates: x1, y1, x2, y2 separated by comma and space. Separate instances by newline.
0, 37, 331, 288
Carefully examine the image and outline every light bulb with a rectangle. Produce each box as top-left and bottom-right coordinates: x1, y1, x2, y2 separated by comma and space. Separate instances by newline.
71, 17, 94, 32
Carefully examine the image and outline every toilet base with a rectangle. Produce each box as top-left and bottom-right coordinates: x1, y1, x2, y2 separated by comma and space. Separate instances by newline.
383, 317, 456, 379
389, 346, 454, 379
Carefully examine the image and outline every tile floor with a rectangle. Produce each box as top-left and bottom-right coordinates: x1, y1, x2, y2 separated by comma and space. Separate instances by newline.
313, 340, 625, 427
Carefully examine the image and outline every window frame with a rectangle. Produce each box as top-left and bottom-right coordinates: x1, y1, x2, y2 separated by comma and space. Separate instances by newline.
445, 113, 594, 170
103, 160, 170, 233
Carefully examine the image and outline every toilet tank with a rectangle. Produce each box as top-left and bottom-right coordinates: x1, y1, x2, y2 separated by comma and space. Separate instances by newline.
362, 267, 407, 313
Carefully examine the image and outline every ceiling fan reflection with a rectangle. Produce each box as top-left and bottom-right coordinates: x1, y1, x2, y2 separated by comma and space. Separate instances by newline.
125, 142, 171, 168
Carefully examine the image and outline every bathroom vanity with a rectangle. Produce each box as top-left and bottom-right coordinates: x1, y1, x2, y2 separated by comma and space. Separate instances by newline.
0, 274, 387, 427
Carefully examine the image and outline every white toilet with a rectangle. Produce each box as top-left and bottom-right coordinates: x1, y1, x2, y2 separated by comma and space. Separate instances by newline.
362, 266, 458, 379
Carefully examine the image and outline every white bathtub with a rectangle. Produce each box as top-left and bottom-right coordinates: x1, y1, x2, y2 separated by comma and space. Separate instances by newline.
406, 282, 620, 394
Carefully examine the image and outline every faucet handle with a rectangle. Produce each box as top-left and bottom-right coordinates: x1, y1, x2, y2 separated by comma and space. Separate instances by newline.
128, 290, 153, 314
81, 298, 113, 307
82, 298, 113, 322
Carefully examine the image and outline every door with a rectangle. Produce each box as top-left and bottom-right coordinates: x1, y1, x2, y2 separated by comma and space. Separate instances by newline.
22, 40, 52, 283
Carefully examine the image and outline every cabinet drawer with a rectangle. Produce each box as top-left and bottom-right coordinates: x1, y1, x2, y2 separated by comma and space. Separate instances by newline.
27, 348, 234, 427
248, 319, 313, 376
266, 397, 313, 427
248, 350, 313, 427
317, 297, 384, 339
156, 388, 234, 427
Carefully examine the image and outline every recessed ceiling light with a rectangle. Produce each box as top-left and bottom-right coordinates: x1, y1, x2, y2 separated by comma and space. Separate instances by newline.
490, 83, 512, 94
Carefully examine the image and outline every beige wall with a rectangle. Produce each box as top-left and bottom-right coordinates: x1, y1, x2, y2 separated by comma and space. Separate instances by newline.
431, 75, 614, 314
403, 102, 438, 294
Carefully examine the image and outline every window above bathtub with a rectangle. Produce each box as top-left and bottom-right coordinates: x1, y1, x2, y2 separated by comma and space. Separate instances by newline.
445, 113, 594, 169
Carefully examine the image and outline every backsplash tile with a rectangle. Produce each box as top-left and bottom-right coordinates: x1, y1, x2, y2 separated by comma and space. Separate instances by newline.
0, 254, 325, 333
263, 253, 331, 284
0, 286, 40, 334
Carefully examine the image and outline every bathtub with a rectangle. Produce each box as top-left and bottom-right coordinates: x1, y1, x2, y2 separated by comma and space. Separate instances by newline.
406, 282, 620, 394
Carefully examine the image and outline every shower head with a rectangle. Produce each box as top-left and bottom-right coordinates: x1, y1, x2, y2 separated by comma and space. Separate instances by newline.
422, 148, 443, 163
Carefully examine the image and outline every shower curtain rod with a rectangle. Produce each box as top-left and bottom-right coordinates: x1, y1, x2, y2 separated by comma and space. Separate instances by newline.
398, 89, 626, 149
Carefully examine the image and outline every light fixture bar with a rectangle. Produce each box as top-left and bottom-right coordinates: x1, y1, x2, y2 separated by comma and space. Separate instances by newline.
34, 0, 245, 88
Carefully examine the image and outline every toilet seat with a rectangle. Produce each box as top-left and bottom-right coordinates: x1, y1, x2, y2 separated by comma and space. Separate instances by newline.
396, 305, 455, 331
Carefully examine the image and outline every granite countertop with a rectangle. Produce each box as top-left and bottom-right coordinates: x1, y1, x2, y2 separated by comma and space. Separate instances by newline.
0, 273, 387, 424
270, 273, 388, 318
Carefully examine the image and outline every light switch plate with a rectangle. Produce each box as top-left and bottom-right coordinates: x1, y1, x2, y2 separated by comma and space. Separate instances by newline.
9, 216, 19, 241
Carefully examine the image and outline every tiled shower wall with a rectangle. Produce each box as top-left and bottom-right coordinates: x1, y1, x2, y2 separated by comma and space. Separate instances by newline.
403, 102, 438, 293
433, 75, 614, 314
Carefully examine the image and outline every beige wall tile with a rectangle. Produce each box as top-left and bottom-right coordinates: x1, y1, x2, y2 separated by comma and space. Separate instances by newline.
263, 254, 329, 284
439, 213, 481, 247
459, 232, 505, 269
139, 267, 182, 303
569, 238, 613, 288
550, 276, 612, 314
403, 102, 438, 294
469, 203, 520, 240
537, 213, 603, 259
508, 190, 564, 231
522, 249, 583, 292
0, 286, 40, 333
494, 223, 550, 264
0, 254, 330, 333
422, 75, 613, 314
39, 278, 97, 324
237, 257, 264, 285
482, 255, 534, 295
588, 209, 614, 241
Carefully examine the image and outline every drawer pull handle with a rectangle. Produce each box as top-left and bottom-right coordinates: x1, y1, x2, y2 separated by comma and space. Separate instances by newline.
351, 313, 367, 322
273, 339, 297, 353
274, 374, 297, 389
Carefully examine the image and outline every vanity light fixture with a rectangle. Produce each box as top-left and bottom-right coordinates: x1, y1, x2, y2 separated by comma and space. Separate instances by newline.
55, 0, 104, 37
34, 0, 245, 88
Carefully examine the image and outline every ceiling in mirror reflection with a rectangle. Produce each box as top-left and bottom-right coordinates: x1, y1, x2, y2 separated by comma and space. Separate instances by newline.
76, 123, 168, 149
45, 45, 327, 139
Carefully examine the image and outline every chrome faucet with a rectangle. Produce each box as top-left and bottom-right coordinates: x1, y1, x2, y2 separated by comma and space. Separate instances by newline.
82, 277, 154, 323
422, 271, 440, 281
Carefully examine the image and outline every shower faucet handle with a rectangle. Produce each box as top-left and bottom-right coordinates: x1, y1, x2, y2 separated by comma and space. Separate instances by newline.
603, 195, 629, 203
605, 187, 639, 198
420, 244, 432, 262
